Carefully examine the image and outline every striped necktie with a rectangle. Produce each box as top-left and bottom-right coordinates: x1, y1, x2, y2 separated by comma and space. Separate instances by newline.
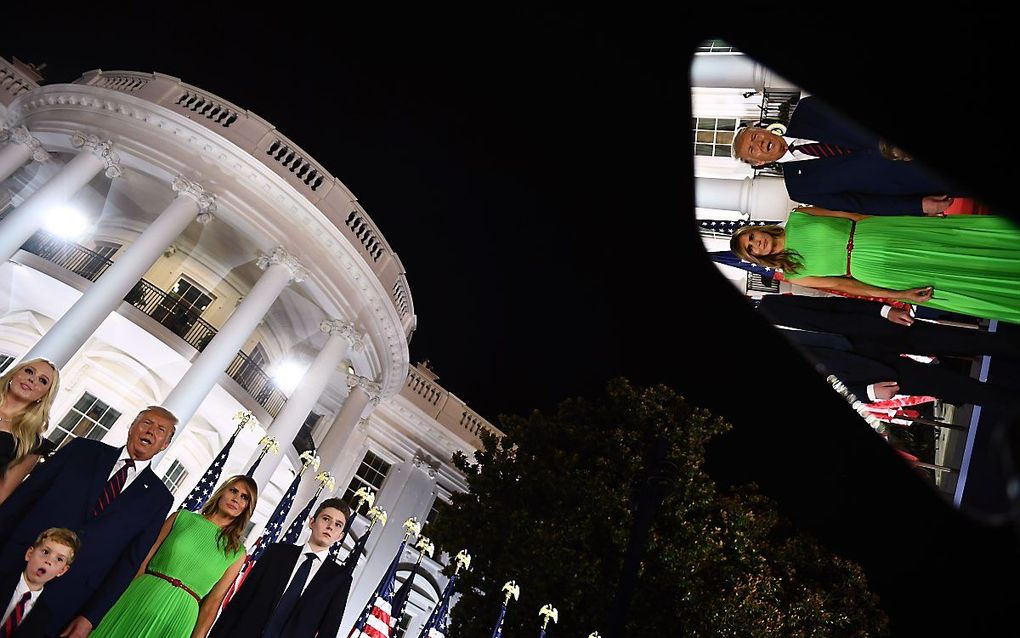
789, 142, 852, 158
91, 458, 135, 517
1, 592, 31, 638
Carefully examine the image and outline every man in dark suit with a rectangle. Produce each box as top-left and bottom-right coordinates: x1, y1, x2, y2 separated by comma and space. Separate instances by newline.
759, 294, 1019, 407
0, 407, 176, 638
211, 498, 353, 638
732, 95, 967, 216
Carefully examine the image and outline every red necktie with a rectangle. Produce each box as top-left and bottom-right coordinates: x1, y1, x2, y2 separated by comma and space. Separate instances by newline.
1, 592, 31, 638
789, 142, 852, 158
91, 459, 135, 517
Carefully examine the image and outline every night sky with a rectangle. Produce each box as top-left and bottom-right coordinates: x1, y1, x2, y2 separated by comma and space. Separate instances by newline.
8, 13, 1020, 632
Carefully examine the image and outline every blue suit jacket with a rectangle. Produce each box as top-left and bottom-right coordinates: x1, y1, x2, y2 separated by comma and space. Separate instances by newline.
0, 438, 172, 634
782, 97, 965, 215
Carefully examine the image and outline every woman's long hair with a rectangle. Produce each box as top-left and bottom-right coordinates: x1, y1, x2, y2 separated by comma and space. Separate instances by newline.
0, 358, 60, 473
729, 225, 804, 274
200, 474, 258, 555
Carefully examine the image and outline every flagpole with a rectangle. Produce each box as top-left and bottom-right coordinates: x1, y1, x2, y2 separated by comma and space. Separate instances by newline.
280, 466, 335, 545
246, 435, 280, 477
181, 410, 257, 511
537, 604, 558, 638
389, 535, 434, 636
414, 550, 470, 638
489, 580, 519, 638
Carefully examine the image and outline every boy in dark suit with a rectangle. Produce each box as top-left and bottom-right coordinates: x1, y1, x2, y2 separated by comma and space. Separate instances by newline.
0, 528, 79, 638
211, 498, 353, 638
0, 406, 176, 638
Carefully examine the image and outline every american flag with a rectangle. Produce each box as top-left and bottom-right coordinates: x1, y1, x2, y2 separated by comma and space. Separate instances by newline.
181, 426, 243, 511
416, 573, 457, 638
699, 218, 782, 237
707, 250, 785, 281
334, 527, 371, 574
220, 469, 303, 606
388, 561, 420, 635
280, 489, 322, 545
489, 603, 507, 638
348, 540, 407, 638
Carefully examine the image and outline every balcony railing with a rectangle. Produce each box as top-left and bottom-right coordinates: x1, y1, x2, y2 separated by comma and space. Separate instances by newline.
226, 351, 286, 418
13, 230, 285, 417
123, 279, 219, 352
21, 232, 113, 282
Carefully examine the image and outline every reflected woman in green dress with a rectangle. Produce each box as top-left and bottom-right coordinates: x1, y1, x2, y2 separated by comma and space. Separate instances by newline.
91, 475, 258, 638
730, 208, 1020, 324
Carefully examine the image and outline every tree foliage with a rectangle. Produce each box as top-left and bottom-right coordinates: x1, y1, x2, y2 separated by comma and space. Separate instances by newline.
426, 379, 888, 637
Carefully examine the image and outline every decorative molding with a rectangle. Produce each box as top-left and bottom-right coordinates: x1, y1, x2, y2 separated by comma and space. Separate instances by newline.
70, 131, 122, 177
346, 374, 382, 399
171, 175, 217, 222
256, 247, 307, 283
411, 453, 438, 480
319, 318, 365, 352
355, 417, 370, 434
0, 126, 50, 162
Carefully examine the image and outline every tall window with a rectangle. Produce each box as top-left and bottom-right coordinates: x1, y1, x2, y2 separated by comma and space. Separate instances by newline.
48, 393, 121, 451
696, 39, 736, 53
161, 459, 189, 495
343, 450, 391, 505
0, 354, 14, 374
151, 277, 214, 336
80, 240, 122, 280
693, 117, 756, 158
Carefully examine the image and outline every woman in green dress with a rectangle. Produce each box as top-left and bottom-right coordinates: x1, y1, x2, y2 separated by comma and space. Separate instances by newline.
91, 475, 258, 638
730, 207, 1020, 324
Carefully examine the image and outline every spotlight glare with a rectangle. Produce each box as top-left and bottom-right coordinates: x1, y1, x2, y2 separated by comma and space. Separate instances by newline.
44, 206, 89, 239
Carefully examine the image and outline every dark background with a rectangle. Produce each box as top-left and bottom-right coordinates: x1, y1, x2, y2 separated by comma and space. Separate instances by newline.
7, 11, 1020, 634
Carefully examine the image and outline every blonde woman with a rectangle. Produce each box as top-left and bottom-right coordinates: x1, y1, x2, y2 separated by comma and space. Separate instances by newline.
91, 475, 258, 638
0, 358, 60, 503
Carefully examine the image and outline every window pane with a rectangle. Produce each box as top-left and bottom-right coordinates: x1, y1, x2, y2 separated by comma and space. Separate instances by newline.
717, 119, 736, 131
695, 131, 715, 143
695, 144, 714, 156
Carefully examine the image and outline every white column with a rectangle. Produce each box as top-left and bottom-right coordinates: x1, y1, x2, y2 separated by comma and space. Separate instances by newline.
694, 176, 795, 221
342, 456, 438, 632
283, 377, 378, 532
248, 320, 364, 487
690, 53, 799, 91
159, 247, 306, 460
0, 131, 121, 264
0, 126, 49, 182
24, 177, 216, 367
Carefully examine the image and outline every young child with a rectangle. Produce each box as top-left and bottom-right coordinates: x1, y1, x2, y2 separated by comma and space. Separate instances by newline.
0, 528, 79, 638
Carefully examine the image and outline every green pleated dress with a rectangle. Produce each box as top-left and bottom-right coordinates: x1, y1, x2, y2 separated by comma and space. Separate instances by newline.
782, 211, 1020, 324
91, 510, 244, 638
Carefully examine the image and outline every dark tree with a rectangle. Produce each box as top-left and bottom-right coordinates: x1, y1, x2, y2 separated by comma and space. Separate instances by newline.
427, 379, 888, 637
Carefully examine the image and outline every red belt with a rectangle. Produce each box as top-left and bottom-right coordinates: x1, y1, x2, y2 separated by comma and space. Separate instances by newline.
146, 570, 200, 603
845, 221, 857, 276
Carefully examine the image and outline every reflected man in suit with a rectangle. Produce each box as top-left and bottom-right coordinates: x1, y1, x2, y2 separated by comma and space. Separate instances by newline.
211, 498, 353, 638
758, 294, 1019, 408
0, 407, 176, 638
732, 96, 968, 216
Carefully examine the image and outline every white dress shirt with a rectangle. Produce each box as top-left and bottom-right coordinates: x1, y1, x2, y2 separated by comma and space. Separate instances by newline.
776, 136, 823, 163
2, 573, 40, 627
107, 448, 151, 491
282, 544, 330, 595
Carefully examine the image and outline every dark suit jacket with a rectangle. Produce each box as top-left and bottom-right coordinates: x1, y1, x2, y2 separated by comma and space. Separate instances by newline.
210, 543, 352, 638
0, 439, 172, 635
758, 294, 1020, 360
0, 571, 51, 638
781, 96, 965, 215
